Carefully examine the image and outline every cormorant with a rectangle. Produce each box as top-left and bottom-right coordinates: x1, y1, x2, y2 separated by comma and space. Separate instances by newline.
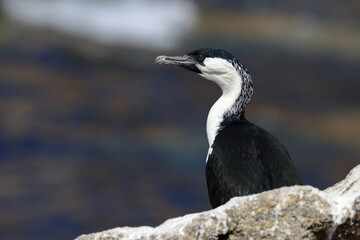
155, 48, 301, 208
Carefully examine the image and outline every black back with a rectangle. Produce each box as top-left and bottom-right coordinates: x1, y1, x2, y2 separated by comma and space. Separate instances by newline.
206, 119, 301, 208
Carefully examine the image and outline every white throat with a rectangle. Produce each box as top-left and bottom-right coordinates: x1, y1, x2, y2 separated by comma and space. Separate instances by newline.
197, 58, 243, 148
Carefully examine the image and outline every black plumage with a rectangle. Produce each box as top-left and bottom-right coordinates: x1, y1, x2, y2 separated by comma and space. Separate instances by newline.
206, 119, 301, 208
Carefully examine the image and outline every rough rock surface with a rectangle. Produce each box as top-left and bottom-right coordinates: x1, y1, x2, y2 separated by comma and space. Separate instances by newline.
76, 165, 360, 240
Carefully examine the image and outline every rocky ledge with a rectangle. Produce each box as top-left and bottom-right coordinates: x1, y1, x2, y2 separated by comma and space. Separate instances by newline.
76, 165, 360, 240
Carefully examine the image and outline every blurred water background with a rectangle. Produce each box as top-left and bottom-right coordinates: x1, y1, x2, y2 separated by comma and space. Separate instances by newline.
0, 0, 359, 239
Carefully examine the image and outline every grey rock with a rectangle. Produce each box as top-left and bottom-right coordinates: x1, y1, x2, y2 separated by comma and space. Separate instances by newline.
75, 164, 360, 240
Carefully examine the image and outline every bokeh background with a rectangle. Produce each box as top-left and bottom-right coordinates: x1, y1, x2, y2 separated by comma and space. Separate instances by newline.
0, 0, 359, 239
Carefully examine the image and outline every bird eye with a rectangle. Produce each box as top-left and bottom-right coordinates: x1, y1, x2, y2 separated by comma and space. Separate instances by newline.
197, 55, 205, 62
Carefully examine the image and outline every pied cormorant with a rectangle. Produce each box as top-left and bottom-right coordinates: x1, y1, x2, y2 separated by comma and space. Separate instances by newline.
155, 48, 301, 208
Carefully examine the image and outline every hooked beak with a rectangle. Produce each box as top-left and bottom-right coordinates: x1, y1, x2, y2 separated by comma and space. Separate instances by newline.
155, 55, 195, 65
155, 55, 201, 73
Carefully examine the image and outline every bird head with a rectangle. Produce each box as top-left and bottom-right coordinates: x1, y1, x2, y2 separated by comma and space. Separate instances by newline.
155, 48, 250, 94
156, 48, 254, 145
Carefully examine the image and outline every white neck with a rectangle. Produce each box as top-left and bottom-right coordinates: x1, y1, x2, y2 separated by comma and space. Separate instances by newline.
198, 59, 243, 147
196, 57, 245, 162
206, 83, 242, 147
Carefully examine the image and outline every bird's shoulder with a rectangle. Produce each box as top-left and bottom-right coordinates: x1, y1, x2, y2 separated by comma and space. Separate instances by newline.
216, 119, 256, 142
216, 120, 286, 150
209, 119, 301, 186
